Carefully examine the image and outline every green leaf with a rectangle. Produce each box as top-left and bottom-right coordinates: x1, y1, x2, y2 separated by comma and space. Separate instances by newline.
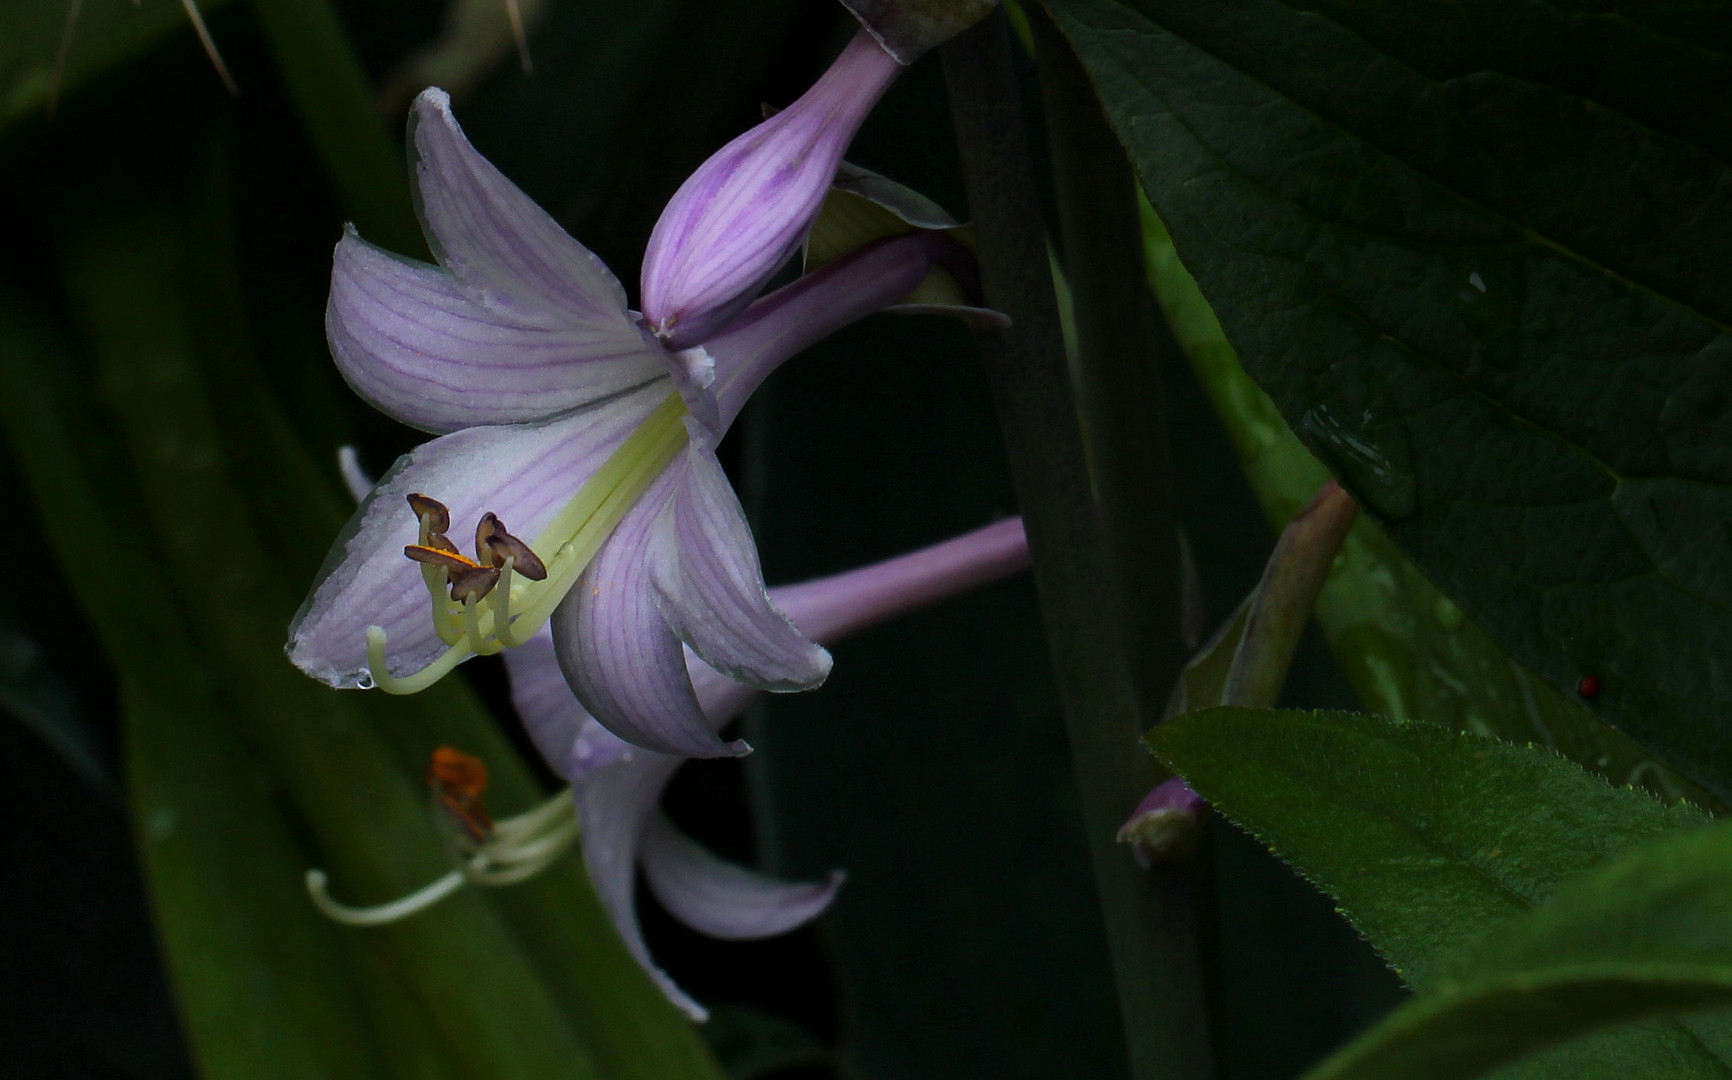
1301, 821, 1732, 1080
0, 289, 388, 1080
1139, 186, 1721, 810
1048, 0, 1732, 799
1149, 707, 1732, 1078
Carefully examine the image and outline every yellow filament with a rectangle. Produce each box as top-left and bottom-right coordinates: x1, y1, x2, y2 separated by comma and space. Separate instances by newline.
366, 392, 689, 694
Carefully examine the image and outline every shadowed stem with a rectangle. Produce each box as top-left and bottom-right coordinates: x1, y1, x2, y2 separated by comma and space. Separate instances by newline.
943, 9, 1214, 1080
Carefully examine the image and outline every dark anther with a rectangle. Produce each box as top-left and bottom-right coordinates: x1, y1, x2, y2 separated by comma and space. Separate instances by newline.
490, 531, 548, 580
405, 545, 479, 573
449, 565, 502, 603
475, 513, 548, 580
407, 493, 452, 533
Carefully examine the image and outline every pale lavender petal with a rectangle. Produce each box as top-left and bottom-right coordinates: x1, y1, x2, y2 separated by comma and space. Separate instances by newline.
570, 749, 706, 1020
409, 88, 634, 328
648, 424, 831, 692
639, 30, 901, 347
551, 472, 750, 759
327, 229, 665, 434
706, 232, 942, 428
640, 814, 844, 940
286, 381, 666, 688
503, 633, 585, 774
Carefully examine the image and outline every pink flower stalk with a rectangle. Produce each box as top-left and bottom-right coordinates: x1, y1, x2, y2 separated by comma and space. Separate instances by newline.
505, 518, 1030, 1020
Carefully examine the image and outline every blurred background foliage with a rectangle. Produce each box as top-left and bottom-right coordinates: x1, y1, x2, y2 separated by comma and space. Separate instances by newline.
1, 2, 1697, 1079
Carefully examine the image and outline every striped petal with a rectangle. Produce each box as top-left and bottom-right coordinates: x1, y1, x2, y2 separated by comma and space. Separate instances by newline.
287, 381, 667, 688
409, 88, 634, 328
647, 423, 831, 691
551, 469, 749, 759
638, 30, 900, 347
327, 230, 665, 434
641, 814, 843, 940
569, 747, 703, 1019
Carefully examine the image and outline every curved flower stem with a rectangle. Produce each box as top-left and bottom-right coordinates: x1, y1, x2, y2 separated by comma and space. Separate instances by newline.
944, 10, 1214, 1080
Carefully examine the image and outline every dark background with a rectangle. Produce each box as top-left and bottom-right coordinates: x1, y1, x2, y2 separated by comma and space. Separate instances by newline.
0, 2, 1399, 1077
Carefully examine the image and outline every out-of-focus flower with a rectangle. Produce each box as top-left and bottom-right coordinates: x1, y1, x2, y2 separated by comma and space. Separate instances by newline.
287, 88, 954, 758
308, 519, 1030, 1022
509, 517, 1030, 1020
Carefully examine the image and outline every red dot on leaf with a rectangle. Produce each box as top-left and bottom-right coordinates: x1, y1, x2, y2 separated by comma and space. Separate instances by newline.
1576, 675, 1601, 700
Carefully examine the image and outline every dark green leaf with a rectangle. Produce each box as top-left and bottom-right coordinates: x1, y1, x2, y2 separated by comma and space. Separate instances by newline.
1149, 708, 1707, 984
1302, 821, 1732, 1080
0, 288, 387, 1080
1139, 201, 1718, 809
1051, 0, 1732, 799
1149, 707, 1732, 1078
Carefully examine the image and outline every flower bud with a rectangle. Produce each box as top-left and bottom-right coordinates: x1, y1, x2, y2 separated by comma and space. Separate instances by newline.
1117, 778, 1207, 867
640, 29, 901, 348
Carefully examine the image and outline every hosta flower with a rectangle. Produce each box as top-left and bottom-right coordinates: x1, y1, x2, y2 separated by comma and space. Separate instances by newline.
307, 518, 1029, 1021
287, 85, 953, 757
507, 518, 1030, 1020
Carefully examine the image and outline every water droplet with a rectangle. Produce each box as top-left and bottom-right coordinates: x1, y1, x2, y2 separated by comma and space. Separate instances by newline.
1300, 405, 1418, 521
356, 671, 377, 690
1468, 271, 1486, 293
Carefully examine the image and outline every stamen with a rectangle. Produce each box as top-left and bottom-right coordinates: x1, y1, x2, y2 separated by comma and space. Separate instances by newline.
462, 593, 493, 656
450, 565, 501, 604
368, 392, 690, 693
408, 492, 452, 537
489, 556, 522, 649
306, 782, 581, 926
405, 545, 480, 573
428, 747, 493, 846
366, 625, 469, 694
485, 530, 547, 581
306, 868, 467, 926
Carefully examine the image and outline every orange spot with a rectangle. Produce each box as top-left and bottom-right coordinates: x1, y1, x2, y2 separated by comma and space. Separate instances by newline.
428, 747, 492, 842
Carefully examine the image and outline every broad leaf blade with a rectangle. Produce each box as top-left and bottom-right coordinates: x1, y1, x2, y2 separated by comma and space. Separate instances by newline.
1138, 201, 1714, 809
1050, 0, 1732, 799
1149, 708, 1732, 1078
0, 289, 388, 1080
1303, 822, 1732, 1080
1148, 708, 1708, 985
